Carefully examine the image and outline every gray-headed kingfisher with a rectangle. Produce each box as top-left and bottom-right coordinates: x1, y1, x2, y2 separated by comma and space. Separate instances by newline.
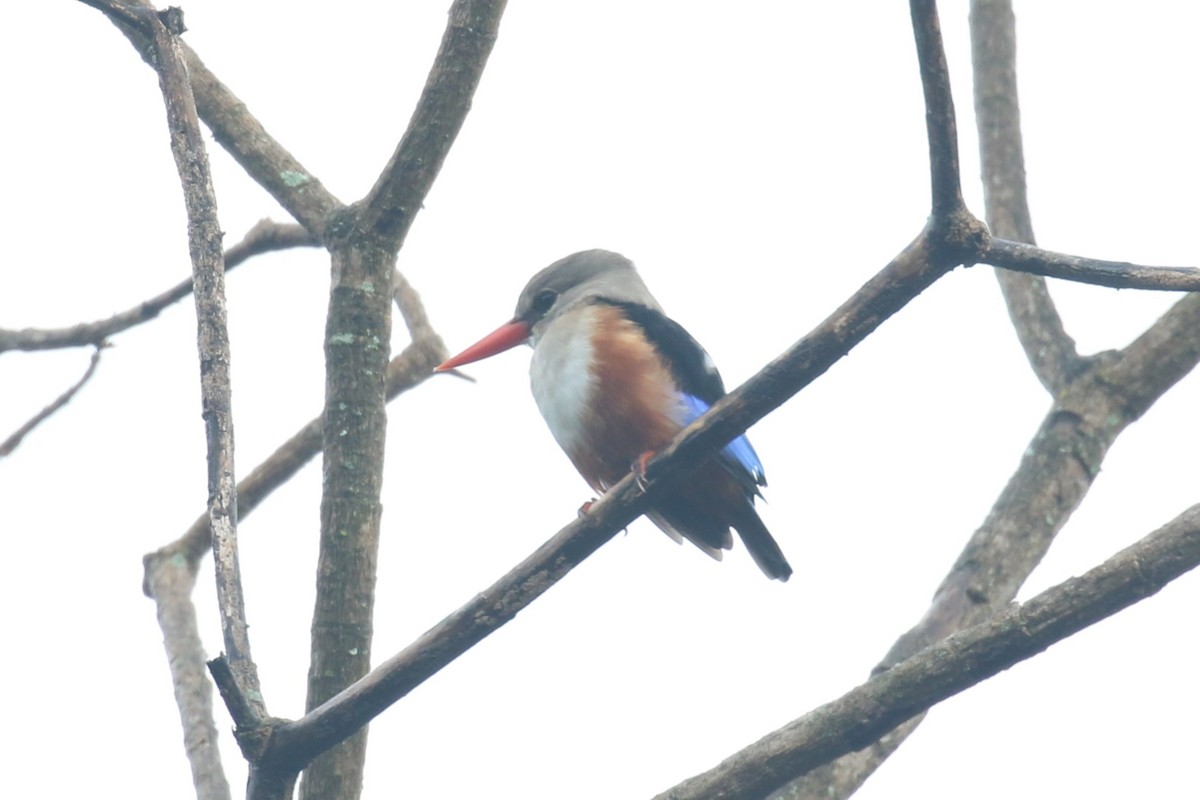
436, 249, 792, 581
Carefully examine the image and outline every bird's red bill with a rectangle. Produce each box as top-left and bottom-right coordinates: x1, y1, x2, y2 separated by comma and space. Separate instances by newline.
435, 320, 532, 372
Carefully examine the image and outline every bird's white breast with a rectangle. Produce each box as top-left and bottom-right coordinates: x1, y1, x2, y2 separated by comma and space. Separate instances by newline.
529, 305, 597, 457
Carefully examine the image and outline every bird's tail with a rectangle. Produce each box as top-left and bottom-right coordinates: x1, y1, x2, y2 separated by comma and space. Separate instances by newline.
733, 508, 793, 582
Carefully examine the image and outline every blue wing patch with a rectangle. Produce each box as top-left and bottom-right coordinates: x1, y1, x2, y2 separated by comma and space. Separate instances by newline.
678, 394, 766, 489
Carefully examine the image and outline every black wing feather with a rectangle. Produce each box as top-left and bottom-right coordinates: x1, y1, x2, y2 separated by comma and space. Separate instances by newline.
599, 300, 725, 404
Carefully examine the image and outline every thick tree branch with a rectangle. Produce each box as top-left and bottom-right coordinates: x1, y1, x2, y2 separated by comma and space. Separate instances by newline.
296, 2, 507, 797
971, 0, 1080, 392
658, 504, 1200, 800
1108, 294, 1200, 412
0, 221, 316, 354
91, 0, 344, 236
651, 220, 981, 480
783, 271, 1200, 800
0, 347, 102, 457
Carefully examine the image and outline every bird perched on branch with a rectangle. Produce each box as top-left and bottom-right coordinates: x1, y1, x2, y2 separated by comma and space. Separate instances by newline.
436, 249, 792, 581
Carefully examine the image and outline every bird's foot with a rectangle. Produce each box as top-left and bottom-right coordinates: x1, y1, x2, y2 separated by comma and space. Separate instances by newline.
577, 499, 597, 517
631, 451, 655, 491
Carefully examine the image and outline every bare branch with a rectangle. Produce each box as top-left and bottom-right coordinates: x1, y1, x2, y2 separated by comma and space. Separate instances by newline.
779, 4, 1200, 798
971, 0, 1081, 391
1107, 294, 1200, 413
393, 269, 438, 342
911, 0, 965, 217
971, 0, 1034, 246
75, 3, 1191, 798
224, 220, 320, 270
126, 0, 265, 727
267, 462, 656, 769
143, 323, 446, 800
359, 0, 509, 246
985, 238, 1200, 291
297, 2, 508, 796
993, 272, 1081, 391
650, 220, 982, 480
144, 555, 232, 800
0, 221, 316, 354
90, 0, 344, 235
144, 296, 447, 586
0, 347, 102, 457
783, 283, 1200, 800
657, 504, 1200, 800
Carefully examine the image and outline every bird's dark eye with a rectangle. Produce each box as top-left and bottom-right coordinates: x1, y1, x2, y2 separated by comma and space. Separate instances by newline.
531, 288, 558, 315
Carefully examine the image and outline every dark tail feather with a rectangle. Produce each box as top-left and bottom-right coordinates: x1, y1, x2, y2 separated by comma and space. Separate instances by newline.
649, 463, 791, 581
733, 508, 792, 582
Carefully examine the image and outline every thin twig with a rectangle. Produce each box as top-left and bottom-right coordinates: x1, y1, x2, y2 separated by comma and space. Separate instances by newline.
0, 347, 103, 457
393, 270, 438, 341
985, 238, 1200, 291
144, 292, 448, 585
0, 221, 317, 354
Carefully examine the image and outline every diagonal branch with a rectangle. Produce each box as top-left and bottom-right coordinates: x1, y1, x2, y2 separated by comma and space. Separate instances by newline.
778, 3, 1200, 798
0, 220, 316, 354
657, 504, 1200, 800
144, 275, 448, 579
358, 0, 508, 246
781, 269, 1200, 800
0, 347, 103, 457
93, 0, 344, 236
88, 3, 1193, 799
247, 218, 980, 777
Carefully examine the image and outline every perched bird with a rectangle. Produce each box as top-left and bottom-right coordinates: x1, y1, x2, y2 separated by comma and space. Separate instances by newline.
435, 250, 792, 581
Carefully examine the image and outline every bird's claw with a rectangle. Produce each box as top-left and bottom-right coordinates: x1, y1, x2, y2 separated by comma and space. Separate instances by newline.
631, 451, 655, 492
577, 499, 597, 517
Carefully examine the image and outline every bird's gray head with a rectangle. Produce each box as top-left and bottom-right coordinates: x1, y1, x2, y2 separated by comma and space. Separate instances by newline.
513, 250, 660, 338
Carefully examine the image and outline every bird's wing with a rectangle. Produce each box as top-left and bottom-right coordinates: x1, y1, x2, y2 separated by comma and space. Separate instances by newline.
600, 300, 766, 492
675, 393, 766, 492
601, 300, 726, 402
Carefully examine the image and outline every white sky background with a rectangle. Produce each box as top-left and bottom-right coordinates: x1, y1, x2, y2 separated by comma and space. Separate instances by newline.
2, 1, 1198, 798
